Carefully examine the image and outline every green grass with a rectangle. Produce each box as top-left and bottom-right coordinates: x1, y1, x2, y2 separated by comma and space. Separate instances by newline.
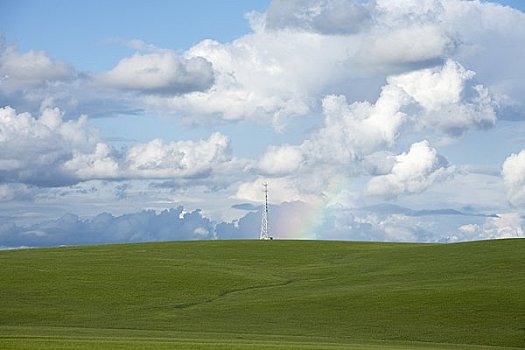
0, 239, 524, 349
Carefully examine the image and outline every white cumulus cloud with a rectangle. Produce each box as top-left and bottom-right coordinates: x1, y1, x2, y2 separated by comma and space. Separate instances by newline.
235, 178, 315, 204
256, 57, 491, 185
257, 85, 409, 176
162, 32, 351, 128
125, 132, 232, 179
148, 0, 518, 128
0, 106, 97, 186
0, 43, 74, 90
501, 150, 525, 207
3, 0, 524, 128
389, 59, 497, 135
99, 51, 214, 95
63, 143, 120, 180
258, 145, 304, 175
365, 140, 453, 198
0, 106, 236, 186
355, 25, 453, 71
450, 213, 524, 242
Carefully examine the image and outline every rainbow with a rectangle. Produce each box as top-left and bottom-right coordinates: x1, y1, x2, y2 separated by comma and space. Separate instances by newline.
273, 175, 352, 240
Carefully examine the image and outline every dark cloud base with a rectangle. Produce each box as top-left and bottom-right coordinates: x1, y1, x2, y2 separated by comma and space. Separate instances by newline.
0, 207, 215, 248
1, 202, 519, 249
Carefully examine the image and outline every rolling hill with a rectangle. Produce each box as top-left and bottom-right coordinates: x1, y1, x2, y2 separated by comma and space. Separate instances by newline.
0, 239, 524, 349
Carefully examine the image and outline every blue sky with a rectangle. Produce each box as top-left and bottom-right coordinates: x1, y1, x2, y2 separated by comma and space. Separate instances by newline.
1, 1, 269, 70
1, 0, 525, 247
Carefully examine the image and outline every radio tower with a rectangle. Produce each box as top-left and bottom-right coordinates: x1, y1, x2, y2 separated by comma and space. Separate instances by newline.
260, 182, 270, 240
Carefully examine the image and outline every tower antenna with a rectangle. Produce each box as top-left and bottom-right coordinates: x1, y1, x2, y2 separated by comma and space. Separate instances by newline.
260, 182, 270, 240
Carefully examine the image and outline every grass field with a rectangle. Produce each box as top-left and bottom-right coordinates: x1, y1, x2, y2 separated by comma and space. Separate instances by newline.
0, 239, 524, 349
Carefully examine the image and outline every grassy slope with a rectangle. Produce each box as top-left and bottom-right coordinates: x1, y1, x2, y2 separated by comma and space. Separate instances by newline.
0, 239, 524, 349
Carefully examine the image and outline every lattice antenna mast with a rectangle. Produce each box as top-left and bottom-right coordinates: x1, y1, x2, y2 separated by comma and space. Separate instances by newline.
260, 182, 269, 240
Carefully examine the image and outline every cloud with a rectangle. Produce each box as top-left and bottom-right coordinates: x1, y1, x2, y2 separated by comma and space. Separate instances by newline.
244, 60, 486, 209
2, 0, 524, 127
391, 60, 474, 111
309, 90, 407, 159
0, 40, 213, 117
258, 145, 304, 175
0, 42, 74, 90
146, 0, 520, 128
256, 85, 408, 176
0, 200, 518, 248
389, 59, 497, 135
217, 200, 505, 243
0, 207, 214, 248
0, 183, 34, 202
243, 59, 495, 214
231, 203, 260, 211
365, 140, 453, 198
0, 106, 236, 186
501, 150, 525, 206
217, 201, 319, 240
104, 37, 160, 52
99, 51, 215, 95
319, 203, 503, 243
355, 25, 453, 71
331, 212, 422, 242
0, 106, 97, 186
163, 33, 338, 127
257, 58, 494, 179
447, 213, 524, 242
1, 0, 525, 246
264, 0, 373, 34
439, 0, 525, 120
235, 178, 313, 204
0, 38, 145, 120
124, 132, 232, 179
374, 0, 445, 21
63, 143, 120, 180
161, 24, 395, 128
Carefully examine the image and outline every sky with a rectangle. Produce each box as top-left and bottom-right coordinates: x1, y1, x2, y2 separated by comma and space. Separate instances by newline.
1, 0, 525, 247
